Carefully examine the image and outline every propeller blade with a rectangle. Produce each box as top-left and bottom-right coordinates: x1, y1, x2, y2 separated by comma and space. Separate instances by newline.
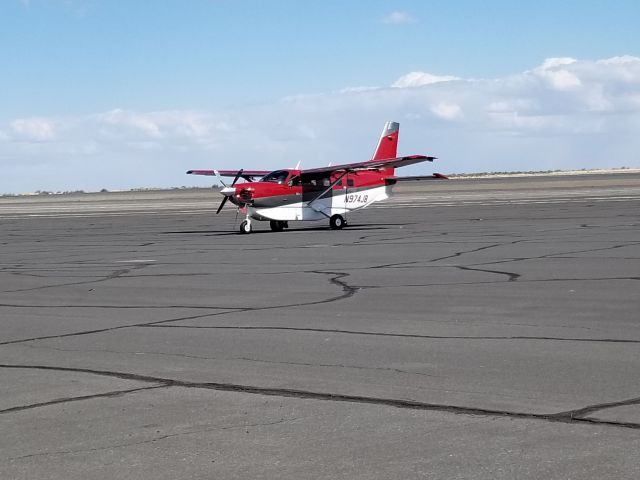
216, 196, 229, 215
214, 170, 227, 188
231, 169, 244, 186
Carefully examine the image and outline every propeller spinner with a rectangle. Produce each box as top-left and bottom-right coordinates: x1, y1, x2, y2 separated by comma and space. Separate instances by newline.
215, 169, 244, 214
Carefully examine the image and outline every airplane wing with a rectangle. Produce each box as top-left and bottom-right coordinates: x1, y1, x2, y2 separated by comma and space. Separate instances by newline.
186, 169, 271, 181
301, 155, 435, 176
186, 156, 438, 180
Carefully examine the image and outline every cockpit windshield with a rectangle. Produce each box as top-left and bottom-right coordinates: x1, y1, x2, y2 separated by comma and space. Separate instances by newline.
260, 170, 290, 184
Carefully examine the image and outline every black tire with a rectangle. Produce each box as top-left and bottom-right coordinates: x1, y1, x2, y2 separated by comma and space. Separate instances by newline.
270, 220, 285, 231
329, 214, 345, 230
239, 220, 252, 234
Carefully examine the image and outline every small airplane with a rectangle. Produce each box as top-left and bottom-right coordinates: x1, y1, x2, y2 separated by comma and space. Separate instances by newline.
187, 121, 447, 233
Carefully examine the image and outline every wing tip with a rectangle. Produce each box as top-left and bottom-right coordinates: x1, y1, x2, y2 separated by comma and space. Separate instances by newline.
403, 155, 436, 161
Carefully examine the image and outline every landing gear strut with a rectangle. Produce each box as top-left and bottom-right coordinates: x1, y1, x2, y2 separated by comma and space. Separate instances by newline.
329, 214, 346, 230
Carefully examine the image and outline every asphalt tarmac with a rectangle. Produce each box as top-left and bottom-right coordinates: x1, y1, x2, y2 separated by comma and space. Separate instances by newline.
1, 173, 640, 479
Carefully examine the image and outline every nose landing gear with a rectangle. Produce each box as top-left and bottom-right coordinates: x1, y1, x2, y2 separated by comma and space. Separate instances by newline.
239, 220, 252, 234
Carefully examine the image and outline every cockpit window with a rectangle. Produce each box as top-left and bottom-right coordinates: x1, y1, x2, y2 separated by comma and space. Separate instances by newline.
260, 170, 289, 184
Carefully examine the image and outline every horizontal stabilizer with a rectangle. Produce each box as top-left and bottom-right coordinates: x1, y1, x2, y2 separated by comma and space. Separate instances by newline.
395, 173, 449, 181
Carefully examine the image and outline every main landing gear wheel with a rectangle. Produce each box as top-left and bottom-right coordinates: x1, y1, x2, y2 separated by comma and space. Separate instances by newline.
269, 220, 286, 232
239, 220, 252, 234
329, 214, 346, 230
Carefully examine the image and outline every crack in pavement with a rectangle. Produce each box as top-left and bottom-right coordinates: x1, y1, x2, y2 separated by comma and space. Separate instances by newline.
0, 364, 640, 429
456, 265, 521, 282
16, 343, 444, 378
0, 271, 359, 346
4, 270, 631, 317
0, 310, 235, 346
18, 343, 225, 361
230, 356, 443, 378
6, 417, 300, 461
0, 303, 239, 310
141, 324, 640, 344
428, 242, 512, 263
467, 242, 640, 268
1, 263, 150, 294
1, 364, 638, 430
0, 385, 166, 415
557, 395, 640, 419
354, 275, 640, 290
312, 271, 360, 300
362, 240, 527, 271
6, 271, 212, 280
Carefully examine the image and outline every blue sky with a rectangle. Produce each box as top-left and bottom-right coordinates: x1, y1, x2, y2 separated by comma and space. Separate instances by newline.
1, 0, 640, 193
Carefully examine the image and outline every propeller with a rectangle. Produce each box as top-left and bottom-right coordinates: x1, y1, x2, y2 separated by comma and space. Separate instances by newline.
215, 169, 244, 215
214, 170, 227, 188
215, 196, 229, 215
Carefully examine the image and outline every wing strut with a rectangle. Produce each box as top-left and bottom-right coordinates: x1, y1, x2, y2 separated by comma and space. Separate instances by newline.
306, 171, 350, 218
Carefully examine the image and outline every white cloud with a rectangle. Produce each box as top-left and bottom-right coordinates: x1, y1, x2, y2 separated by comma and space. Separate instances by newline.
392, 71, 460, 88
92, 109, 233, 148
338, 86, 379, 94
533, 57, 582, 90
10, 117, 56, 141
99, 109, 163, 138
2, 56, 640, 193
539, 57, 577, 70
431, 102, 463, 120
381, 11, 416, 25
486, 99, 539, 114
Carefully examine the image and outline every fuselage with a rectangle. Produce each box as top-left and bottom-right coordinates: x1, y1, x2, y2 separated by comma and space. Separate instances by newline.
227, 168, 397, 221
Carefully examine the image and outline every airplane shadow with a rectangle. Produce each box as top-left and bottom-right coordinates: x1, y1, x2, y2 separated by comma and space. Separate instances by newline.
162, 224, 396, 236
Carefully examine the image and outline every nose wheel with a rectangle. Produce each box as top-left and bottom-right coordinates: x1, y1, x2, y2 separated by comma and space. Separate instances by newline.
239, 220, 252, 234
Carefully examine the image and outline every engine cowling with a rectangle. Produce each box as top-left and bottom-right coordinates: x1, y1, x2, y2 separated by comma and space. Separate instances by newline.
237, 187, 254, 203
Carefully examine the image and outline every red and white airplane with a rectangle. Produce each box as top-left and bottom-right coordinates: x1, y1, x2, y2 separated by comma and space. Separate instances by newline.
187, 121, 447, 233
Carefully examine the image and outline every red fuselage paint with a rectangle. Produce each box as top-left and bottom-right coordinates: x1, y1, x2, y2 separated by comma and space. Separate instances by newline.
229, 169, 393, 208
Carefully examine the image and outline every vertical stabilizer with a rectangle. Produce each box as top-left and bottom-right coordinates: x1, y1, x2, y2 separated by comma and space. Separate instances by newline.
371, 121, 399, 161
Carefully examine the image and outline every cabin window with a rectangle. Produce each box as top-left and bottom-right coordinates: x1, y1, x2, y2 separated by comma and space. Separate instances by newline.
347, 179, 355, 187
336, 180, 343, 186
322, 178, 330, 187
288, 175, 301, 186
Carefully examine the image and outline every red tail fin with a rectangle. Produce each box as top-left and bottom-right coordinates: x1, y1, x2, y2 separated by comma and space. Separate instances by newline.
371, 121, 399, 161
